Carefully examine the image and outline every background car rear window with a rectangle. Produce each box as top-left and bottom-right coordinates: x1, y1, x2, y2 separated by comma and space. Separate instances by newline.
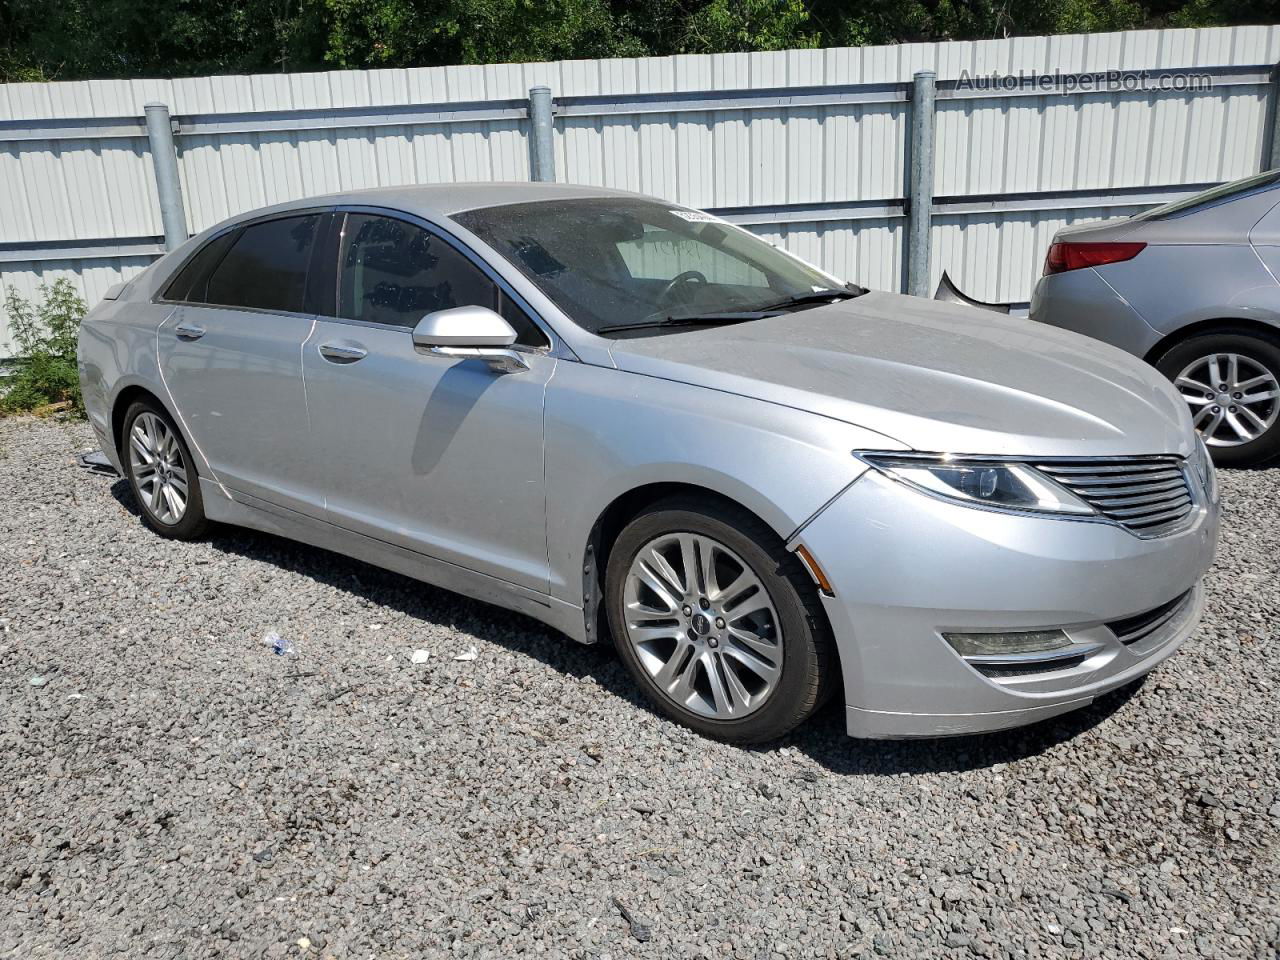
204, 214, 321, 313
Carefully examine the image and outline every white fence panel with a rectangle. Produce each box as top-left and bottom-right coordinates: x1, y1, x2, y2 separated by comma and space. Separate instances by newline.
2, 24, 1280, 353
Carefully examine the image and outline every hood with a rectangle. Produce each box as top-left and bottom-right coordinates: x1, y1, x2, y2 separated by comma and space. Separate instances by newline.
605, 292, 1195, 458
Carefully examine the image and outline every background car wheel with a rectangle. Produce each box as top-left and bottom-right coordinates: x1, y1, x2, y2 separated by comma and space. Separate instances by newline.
1155, 329, 1280, 467
605, 495, 836, 744
121, 399, 208, 540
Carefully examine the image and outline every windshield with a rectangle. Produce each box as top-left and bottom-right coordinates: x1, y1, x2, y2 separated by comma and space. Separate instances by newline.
453, 198, 845, 335
1133, 169, 1280, 222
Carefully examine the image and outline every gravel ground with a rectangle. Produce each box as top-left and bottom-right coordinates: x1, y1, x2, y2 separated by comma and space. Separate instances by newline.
0, 415, 1277, 960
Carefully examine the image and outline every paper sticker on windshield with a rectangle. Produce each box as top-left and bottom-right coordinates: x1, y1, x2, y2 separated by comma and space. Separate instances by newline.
670, 209, 723, 223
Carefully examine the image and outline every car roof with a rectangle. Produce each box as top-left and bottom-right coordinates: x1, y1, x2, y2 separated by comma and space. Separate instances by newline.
212, 181, 646, 232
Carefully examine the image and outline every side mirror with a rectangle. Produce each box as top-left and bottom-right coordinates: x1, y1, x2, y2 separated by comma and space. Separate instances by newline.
411, 305, 527, 374
412, 305, 517, 348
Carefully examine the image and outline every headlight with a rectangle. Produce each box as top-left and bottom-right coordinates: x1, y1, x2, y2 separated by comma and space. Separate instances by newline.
858, 454, 1095, 516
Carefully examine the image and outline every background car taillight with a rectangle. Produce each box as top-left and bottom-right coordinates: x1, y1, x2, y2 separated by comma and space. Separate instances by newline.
1043, 241, 1146, 275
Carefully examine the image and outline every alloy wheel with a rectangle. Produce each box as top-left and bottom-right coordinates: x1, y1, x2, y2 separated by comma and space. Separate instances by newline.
128, 412, 189, 524
622, 532, 783, 720
1175, 353, 1280, 448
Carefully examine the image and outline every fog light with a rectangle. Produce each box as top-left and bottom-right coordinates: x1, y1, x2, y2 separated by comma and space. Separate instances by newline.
942, 629, 1071, 658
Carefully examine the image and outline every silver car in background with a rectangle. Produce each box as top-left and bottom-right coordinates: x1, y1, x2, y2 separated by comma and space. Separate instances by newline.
1032, 169, 1280, 466
79, 183, 1219, 743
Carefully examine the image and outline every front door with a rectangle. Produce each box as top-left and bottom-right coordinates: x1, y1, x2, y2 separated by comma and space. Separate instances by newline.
302, 212, 555, 592
156, 212, 327, 516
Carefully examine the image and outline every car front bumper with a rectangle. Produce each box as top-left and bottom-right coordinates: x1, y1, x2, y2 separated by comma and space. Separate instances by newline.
794, 468, 1219, 739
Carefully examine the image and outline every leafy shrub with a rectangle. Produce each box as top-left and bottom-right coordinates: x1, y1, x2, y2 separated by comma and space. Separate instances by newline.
1, 279, 86, 416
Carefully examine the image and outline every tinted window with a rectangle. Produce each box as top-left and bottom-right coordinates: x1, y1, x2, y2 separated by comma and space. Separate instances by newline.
162, 230, 237, 302
338, 214, 492, 325
497, 289, 548, 348
205, 214, 321, 313
302, 212, 340, 318
337, 213, 547, 346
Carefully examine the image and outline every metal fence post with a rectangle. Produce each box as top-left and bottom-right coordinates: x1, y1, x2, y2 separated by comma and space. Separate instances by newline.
528, 86, 556, 182
144, 102, 188, 251
1265, 62, 1280, 171
906, 71, 937, 298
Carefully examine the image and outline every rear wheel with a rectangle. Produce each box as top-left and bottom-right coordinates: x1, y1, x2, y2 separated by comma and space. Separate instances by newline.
605, 496, 834, 744
1155, 330, 1280, 467
121, 399, 208, 540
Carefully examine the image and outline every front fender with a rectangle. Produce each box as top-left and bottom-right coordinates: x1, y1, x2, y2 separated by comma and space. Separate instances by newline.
543, 361, 906, 614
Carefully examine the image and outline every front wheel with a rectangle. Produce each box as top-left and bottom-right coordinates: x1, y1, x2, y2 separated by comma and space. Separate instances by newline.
1155, 330, 1280, 467
605, 496, 835, 744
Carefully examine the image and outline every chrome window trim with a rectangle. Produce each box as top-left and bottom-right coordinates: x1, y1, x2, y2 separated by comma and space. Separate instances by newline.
853, 449, 1203, 538
162, 301, 321, 323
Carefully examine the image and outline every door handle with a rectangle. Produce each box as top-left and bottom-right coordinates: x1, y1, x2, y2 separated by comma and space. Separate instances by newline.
318, 342, 368, 363
174, 323, 206, 340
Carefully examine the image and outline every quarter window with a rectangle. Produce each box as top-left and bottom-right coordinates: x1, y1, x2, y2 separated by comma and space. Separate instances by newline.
162, 229, 238, 303
204, 214, 321, 313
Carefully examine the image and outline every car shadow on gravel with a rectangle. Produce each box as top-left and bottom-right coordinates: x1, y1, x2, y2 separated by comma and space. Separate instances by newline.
110, 478, 1147, 779
775, 678, 1145, 775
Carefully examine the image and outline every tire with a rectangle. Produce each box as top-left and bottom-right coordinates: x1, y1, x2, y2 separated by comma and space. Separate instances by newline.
1154, 329, 1280, 468
120, 399, 209, 540
605, 495, 835, 744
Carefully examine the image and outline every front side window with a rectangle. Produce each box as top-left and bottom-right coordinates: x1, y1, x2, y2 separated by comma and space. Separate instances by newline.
204, 214, 321, 313
453, 199, 841, 335
338, 214, 496, 326
336, 213, 547, 347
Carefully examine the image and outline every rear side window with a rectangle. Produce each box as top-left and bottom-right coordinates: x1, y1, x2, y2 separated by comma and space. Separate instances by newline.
337, 213, 547, 346
205, 214, 321, 313
162, 230, 237, 303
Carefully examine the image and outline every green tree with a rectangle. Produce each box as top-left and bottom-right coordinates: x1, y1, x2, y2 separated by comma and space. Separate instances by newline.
0, 0, 331, 81
680, 0, 820, 53
323, 0, 647, 69
0, 0, 1275, 82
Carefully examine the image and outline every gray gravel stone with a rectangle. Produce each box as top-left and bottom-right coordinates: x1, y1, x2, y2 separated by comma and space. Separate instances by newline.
1, 415, 1278, 958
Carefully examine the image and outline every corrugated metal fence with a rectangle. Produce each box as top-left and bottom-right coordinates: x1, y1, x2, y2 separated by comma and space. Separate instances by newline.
2, 25, 1279, 353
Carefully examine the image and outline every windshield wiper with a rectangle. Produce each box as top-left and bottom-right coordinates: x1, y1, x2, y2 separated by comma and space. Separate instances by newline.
594, 311, 777, 336
754, 285, 865, 312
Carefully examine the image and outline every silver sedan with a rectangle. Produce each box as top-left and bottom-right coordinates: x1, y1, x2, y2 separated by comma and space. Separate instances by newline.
79, 183, 1219, 742
1031, 169, 1280, 466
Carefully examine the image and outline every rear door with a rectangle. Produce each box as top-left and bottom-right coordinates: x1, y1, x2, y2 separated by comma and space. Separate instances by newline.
301, 211, 556, 592
157, 212, 331, 517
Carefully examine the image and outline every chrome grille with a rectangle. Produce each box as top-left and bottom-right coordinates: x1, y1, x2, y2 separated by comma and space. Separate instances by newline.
1035, 457, 1195, 536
